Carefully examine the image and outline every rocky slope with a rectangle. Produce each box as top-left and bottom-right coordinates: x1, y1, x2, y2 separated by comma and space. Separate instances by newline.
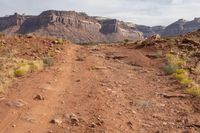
159, 18, 200, 37
0, 10, 143, 43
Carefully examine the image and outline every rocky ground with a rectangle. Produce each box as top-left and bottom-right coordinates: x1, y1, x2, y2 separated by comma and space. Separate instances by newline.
0, 33, 200, 133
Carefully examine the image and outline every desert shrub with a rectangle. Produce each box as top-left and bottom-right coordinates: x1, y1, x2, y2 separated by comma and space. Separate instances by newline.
29, 60, 44, 71
186, 86, 200, 97
175, 68, 188, 74
14, 60, 44, 77
180, 78, 193, 86
57, 38, 64, 44
43, 57, 54, 67
166, 53, 186, 67
174, 73, 187, 81
14, 64, 30, 77
163, 64, 178, 75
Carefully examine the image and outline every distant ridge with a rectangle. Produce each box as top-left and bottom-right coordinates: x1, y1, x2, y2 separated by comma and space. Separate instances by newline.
0, 10, 200, 42
0, 10, 143, 43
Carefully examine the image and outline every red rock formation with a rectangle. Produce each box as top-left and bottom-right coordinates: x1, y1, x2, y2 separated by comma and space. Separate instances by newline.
0, 10, 143, 43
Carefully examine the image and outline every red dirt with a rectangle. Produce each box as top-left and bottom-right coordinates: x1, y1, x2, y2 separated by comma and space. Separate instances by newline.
0, 42, 200, 133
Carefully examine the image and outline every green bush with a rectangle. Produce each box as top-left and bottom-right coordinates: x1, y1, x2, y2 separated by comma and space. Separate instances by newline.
163, 64, 178, 75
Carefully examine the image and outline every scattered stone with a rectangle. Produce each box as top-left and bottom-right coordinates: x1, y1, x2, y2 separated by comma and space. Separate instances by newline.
90, 122, 97, 128
6, 99, 27, 107
0, 97, 5, 102
160, 93, 189, 99
76, 56, 85, 61
34, 94, 45, 100
12, 124, 16, 128
146, 52, 163, 59
76, 79, 81, 82
127, 121, 133, 128
163, 122, 167, 126
48, 130, 53, 133
70, 113, 79, 126
106, 53, 128, 60
50, 118, 62, 125
182, 38, 199, 46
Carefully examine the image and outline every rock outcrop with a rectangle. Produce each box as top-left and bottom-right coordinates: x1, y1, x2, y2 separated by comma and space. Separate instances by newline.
162, 18, 200, 36
0, 10, 143, 43
162, 19, 187, 36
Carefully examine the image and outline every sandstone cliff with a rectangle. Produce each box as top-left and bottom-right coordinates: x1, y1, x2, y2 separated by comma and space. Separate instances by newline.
0, 10, 143, 43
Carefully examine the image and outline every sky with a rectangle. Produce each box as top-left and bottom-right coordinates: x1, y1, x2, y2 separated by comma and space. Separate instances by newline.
0, 0, 200, 26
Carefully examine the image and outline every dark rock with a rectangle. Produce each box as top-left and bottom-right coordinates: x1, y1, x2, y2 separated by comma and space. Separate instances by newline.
69, 113, 80, 126
34, 94, 45, 100
50, 118, 62, 125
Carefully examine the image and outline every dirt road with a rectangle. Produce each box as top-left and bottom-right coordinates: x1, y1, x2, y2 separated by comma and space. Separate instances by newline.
0, 44, 199, 133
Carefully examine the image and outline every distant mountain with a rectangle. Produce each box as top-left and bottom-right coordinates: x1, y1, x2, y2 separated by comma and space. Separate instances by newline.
135, 25, 165, 37
135, 18, 200, 37
0, 10, 143, 43
162, 18, 200, 36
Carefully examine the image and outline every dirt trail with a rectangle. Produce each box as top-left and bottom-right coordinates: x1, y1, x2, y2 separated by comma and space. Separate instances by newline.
0, 44, 200, 133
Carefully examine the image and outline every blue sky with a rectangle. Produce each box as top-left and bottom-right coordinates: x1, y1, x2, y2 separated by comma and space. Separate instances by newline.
0, 0, 200, 26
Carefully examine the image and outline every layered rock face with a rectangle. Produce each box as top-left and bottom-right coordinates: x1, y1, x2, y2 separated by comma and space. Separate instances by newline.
0, 10, 143, 43
136, 25, 165, 37
0, 13, 28, 34
100, 19, 118, 34
0, 13, 23, 30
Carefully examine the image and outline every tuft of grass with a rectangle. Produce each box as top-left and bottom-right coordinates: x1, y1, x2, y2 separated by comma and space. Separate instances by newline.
14, 60, 44, 77
166, 53, 186, 67
52, 38, 64, 45
186, 86, 200, 97
29, 60, 44, 71
174, 73, 187, 81
14, 64, 30, 77
175, 68, 188, 74
180, 78, 193, 86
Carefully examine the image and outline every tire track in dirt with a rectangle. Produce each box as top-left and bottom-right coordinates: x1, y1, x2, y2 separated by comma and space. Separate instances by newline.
0, 44, 200, 133
0, 44, 79, 133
